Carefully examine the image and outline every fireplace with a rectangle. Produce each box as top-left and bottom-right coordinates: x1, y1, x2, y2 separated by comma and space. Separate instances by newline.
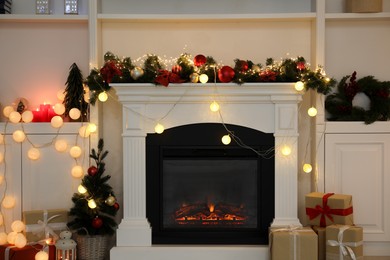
110, 83, 302, 260
146, 123, 274, 244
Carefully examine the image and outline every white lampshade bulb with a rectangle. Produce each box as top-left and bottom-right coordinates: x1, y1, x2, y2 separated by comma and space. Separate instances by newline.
154, 123, 165, 134
79, 125, 91, 138
11, 220, 25, 233
70, 146, 82, 158
51, 116, 64, 128
69, 108, 81, 120
57, 90, 66, 101
221, 135, 231, 145
2, 196, 16, 209
295, 81, 304, 91
9, 111, 21, 123
210, 101, 220, 112
21, 110, 34, 123
308, 107, 318, 117
27, 147, 40, 160
12, 130, 26, 143
35, 250, 49, 260
53, 103, 65, 115
88, 123, 97, 133
98, 92, 108, 102
71, 165, 84, 178
54, 139, 68, 152
3, 106, 14, 118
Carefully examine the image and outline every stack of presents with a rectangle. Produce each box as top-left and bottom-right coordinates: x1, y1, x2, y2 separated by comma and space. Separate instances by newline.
270, 192, 363, 260
0, 209, 67, 260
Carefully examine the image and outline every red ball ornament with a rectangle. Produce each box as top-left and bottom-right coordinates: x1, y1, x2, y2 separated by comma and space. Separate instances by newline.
171, 65, 182, 74
113, 202, 120, 211
92, 217, 103, 229
218, 66, 235, 83
296, 61, 306, 70
193, 54, 207, 67
88, 166, 98, 176
237, 60, 249, 72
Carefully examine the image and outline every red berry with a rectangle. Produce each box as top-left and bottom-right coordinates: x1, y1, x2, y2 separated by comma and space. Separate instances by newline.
92, 217, 103, 229
88, 166, 98, 176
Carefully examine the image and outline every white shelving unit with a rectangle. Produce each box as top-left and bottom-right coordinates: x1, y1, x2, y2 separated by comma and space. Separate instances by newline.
1, 0, 390, 256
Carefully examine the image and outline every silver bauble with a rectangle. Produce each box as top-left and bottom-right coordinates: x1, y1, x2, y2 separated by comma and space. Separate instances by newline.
130, 67, 144, 80
105, 195, 116, 206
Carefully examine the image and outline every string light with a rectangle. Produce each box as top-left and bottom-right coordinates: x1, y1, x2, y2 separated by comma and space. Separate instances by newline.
69, 108, 81, 120
21, 110, 34, 123
281, 146, 292, 156
154, 123, 165, 134
78, 184, 87, 194
27, 147, 41, 161
210, 101, 220, 112
294, 81, 304, 91
53, 103, 66, 115
3, 106, 14, 118
0, 232, 7, 245
69, 146, 82, 159
57, 89, 66, 101
6, 231, 17, 244
98, 91, 108, 102
14, 233, 27, 248
79, 125, 91, 138
88, 199, 97, 209
88, 123, 97, 133
12, 130, 26, 143
35, 251, 49, 260
199, 74, 209, 83
51, 115, 64, 128
303, 163, 313, 173
9, 111, 21, 123
55, 139, 68, 152
2, 196, 16, 209
221, 135, 231, 145
308, 107, 318, 117
71, 166, 84, 178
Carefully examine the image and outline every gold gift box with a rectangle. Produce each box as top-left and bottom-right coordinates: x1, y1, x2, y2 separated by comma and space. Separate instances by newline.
326, 224, 364, 260
305, 192, 354, 227
269, 226, 318, 260
312, 226, 326, 260
23, 209, 68, 242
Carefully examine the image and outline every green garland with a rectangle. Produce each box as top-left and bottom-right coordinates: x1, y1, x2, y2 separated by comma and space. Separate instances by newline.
85, 51, 336, 104
325, 71, 390, 124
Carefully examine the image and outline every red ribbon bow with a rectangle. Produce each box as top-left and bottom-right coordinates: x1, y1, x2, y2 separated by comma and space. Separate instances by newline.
306, 193, 353, 227
155, 70, 185, 87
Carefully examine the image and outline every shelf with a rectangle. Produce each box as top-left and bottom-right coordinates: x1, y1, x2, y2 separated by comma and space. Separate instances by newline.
0, 14, 88, 23
325, 12, 390, 20
97, 12, 316, 22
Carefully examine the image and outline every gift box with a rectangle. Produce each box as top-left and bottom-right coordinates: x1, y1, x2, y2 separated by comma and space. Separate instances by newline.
326, 224, 364, 260
269, 226, 318, 260
23, 209, 68, 242
346, 0, 382, 13
0, 244, 55, 260
312, 226, 326, 260
305, 192, 353, 227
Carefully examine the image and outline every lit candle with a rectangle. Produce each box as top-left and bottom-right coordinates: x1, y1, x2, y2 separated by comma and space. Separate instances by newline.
32, 109, 42, 122
39, 103, 51, 122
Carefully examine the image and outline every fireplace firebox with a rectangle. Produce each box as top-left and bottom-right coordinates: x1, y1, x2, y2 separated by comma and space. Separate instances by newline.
146, 123, 275, 245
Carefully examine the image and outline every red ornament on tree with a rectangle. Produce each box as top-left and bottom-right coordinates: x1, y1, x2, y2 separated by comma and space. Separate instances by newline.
296, 61, 306, 70
193, 54, 207, 67
92, 216, 103, 229
218, 66, 235, 83
236, 60, 249, 72
88, 166, 98, 176
113, 202, 120, 211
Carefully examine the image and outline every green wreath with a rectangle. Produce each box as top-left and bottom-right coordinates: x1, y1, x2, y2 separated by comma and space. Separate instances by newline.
325, 71, 390, 124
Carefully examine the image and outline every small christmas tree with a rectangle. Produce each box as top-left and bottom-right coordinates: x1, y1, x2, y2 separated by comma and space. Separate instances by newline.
63, 63, 89, 121
67, 139, 119, 236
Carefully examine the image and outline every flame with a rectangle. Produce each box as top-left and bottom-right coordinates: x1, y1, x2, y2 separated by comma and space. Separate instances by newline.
208, 203, 215, 213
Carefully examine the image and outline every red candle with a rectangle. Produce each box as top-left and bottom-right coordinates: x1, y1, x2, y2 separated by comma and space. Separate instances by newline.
39, 104, 51, 122
32, 109, 41, 122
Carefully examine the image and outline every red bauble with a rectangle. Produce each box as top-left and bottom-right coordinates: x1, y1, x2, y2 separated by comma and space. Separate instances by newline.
237, 60, 249, 72
296, 61, 306, 70
218, 66, 235, 83
171, 65, 182, 74
193, 54, 207, 67
113, 202, 120, 211
92, 217, 103, 229
88, 166, 98, 176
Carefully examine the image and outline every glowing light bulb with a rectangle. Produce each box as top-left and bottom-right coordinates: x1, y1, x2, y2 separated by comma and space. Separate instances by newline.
303, 163, 313, 173
15, 233, 27, 248
88, 123, 97, 133
35, 251, 49, 260
79, 125, 91, 138
71, 165, 84, 178
70, 146, 82, 158
11, 220, 25, 233
210, 101, 220, 112
294, 81, 304, 91
2, 196, 16, 209
12, 130, 26, 143
78, 184, 87, 194
281, 146, 292, 156
88, 199, 97, 209
98, 92, 108, 102
221, 135, 231, 145
9, 111, 21, 123
0, 232, 7, 245
21, 110, 34, 123
199, 74, 209, 83
3, 106, 14, 118
154, 123, 165, 134
6, 231, 17, 244
308, 107, 318, 117
69, 108, 81, 120
50, 116, 64, 128
27, 147, 41, 161
54, 139, 68, 152
57, 89, 66, 101
53, 103, 65, 115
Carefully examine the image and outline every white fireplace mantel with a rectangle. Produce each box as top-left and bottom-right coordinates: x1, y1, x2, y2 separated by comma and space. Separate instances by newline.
111, 83, 302, 260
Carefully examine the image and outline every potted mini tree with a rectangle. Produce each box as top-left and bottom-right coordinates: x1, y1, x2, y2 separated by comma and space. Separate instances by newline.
67, 139, 119, 260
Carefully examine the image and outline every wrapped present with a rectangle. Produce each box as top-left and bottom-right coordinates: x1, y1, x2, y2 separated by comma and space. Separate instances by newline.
305, 192, 353, 227
269, 226, 318, 260
0, 244, 55, 260
23, 209, 68, 242
312, 226, 326, 260
326, 224, 363, 260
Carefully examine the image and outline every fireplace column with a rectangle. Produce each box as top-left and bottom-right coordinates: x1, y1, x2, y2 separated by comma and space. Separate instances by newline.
116, 104, 152, 246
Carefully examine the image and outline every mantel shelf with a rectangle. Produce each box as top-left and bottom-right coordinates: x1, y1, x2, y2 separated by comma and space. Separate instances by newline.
0, 14, 88, 23
325, 12, 390, 20
97, 12, 316, 22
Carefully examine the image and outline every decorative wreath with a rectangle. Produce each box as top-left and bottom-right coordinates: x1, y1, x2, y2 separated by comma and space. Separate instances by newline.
85, 51, 336, 105
325, 71, 390, 124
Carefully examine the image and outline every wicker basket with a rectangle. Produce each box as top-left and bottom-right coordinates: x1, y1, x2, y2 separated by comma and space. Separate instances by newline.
76, 235, 110, 260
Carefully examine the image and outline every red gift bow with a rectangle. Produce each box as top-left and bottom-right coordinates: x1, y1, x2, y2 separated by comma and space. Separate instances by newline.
155, 70, 185, 87
306, 192, 353, 227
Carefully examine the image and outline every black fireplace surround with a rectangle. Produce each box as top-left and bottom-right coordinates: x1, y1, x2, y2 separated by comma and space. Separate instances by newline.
146, 123, 275, 245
